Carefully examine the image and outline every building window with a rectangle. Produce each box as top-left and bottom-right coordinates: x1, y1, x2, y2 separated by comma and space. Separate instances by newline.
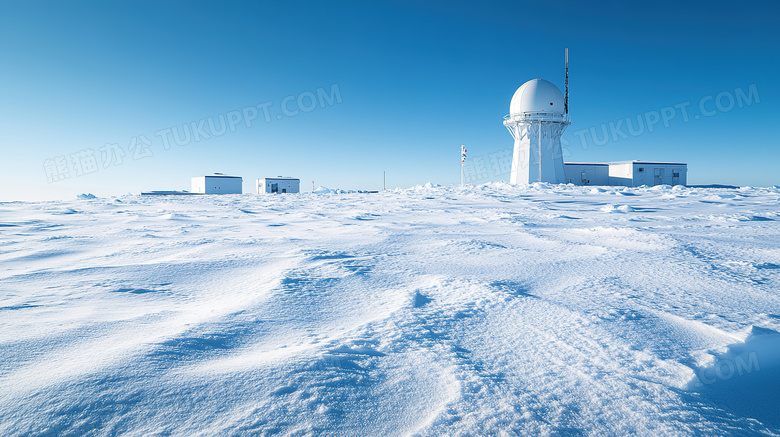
637, 168, 644, 172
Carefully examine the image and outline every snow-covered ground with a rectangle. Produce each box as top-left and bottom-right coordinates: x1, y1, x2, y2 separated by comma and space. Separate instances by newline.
2, 183, 780, 436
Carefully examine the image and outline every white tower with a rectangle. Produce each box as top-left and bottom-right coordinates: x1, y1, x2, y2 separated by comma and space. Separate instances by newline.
504, 78, 570, 184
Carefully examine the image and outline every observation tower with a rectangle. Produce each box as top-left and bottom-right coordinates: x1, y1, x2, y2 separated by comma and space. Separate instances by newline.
504, 50, 570, 184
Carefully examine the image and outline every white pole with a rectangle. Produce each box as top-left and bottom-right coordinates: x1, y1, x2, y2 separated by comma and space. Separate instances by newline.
460, 145, 465, 186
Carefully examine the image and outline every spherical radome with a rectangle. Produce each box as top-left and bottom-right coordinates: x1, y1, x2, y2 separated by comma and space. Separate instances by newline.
509, 79, 565, 115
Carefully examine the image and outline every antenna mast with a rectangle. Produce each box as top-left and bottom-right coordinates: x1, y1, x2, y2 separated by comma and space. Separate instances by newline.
564, 48, 569, 115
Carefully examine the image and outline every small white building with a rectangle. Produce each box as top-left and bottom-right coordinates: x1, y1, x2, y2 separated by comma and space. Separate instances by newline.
564, 163, 610, 186
607, 161, 687, 187
191, 174, 243, 194
257, 177, 300, 194
563, 161, 687, 186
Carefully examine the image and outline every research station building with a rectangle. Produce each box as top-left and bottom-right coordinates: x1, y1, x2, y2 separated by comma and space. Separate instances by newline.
257, 177, 300, 194
191, 174, 243, 194
505, 49, 688, 187
564, 161, 687, 186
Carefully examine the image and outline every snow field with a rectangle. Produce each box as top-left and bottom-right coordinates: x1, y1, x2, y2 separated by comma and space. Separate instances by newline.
1, 183, 779, 435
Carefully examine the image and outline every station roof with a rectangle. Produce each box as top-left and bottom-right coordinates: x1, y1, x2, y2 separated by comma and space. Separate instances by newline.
564, 161, 687, 166
197, 174, 242, 179
610, 160, 687, 166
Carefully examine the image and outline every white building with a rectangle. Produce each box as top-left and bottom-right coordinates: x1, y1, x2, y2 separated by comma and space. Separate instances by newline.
607, 161, 687, 187
563, 163, 610, 186
564, 161, 688, 186
257, 177, 300, 194
505, 50, 687, 187
504, 79, 570, 184
191, 174, 242, 194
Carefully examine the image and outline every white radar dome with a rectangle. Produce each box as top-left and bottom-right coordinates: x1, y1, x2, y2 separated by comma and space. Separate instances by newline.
509, 79, 565, 115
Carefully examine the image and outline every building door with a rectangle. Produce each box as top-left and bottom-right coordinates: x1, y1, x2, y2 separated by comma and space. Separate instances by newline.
672, 169, 680, 185
271, 183, 278, 193
653, 168, 664, 185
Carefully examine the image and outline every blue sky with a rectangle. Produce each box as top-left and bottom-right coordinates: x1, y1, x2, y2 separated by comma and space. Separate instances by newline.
1, 1, 779, 200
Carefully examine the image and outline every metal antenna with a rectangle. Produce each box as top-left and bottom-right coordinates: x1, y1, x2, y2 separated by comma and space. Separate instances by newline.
564, 48, 569, 115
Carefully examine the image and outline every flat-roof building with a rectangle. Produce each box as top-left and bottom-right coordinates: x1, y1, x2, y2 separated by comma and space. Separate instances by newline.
191, 174, 243, 194
563, 161, 687, 187
257, 177, 300, 194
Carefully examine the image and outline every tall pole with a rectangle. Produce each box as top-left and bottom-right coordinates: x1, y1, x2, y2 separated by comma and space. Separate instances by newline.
383, 171, 386, 191
460, 145, 466, 186
565, 47, 569, 115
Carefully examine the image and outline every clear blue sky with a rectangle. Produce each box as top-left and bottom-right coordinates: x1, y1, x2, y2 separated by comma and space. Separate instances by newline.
1, 1, 779, 200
